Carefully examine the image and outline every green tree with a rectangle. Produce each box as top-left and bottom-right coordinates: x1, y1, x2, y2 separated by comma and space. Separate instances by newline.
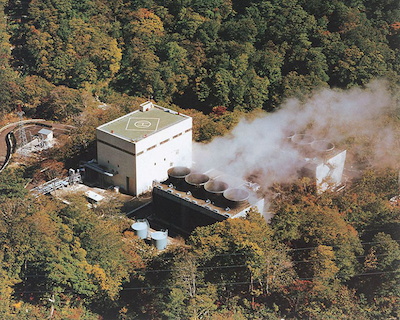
20, 0, 121, 88
308, 245, 339, 292
0, 0, 20, 115
35, 85, 83, 121
359, 232, 400, 318
160, 247, 218, 320
0, 168, 28, 200
189, 210, 295, 310
271, 180, 363, 280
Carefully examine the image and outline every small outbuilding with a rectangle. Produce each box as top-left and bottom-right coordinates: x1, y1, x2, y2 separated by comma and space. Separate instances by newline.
85, 190, 104, 204
38, 128, 53, 141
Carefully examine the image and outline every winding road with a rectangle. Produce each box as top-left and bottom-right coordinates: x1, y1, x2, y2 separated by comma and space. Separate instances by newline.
0, 119, 73, 172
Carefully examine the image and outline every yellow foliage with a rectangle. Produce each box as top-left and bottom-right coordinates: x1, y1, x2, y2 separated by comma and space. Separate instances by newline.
12, 301, 22, 309
129, 8, 164, 44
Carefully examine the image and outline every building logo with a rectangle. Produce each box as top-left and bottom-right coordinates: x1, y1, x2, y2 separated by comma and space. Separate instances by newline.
134, 120, 152, 129
126, 117, 160, 132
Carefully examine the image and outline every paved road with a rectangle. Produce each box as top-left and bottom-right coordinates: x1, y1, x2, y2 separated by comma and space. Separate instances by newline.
0, 119, 73, 172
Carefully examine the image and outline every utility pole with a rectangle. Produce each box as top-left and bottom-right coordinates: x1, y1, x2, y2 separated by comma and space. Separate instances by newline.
48, 293, 55, 319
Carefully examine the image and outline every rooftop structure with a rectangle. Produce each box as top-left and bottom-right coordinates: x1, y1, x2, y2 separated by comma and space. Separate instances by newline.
97, 101, 188, 142
96, 101, 192, 196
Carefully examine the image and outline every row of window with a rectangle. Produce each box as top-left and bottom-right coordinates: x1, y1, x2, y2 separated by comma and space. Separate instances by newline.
143, 128, 192, 153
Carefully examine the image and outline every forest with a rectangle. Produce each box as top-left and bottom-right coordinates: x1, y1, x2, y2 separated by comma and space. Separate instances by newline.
0, 0, 399, 319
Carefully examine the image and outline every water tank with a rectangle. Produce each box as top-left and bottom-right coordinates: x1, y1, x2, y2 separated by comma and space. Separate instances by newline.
131, 219, 149, 240
151, 230, 168, 250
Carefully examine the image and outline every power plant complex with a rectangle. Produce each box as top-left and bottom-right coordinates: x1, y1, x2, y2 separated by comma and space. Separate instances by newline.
93, 101, 347, 240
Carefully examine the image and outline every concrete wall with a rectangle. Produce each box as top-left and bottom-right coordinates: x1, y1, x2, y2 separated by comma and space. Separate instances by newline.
152, 187, 227, 235
97, 129, 136, 154
136, 135, 192, 194
97, 140, 136, 194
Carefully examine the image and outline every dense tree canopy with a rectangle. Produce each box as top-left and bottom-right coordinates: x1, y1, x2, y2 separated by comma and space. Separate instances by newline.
0, 0, 397, 117
0, 0, 399, 318
0, 169, 150, 319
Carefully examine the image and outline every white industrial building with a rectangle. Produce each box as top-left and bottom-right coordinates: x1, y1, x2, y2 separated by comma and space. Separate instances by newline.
38, 128, 53, 142
290, 134, 347, 193
95, 101, 192, 195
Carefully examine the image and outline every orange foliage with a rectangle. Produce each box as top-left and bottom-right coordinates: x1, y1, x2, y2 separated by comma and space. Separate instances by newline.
390, 22, 400, 30
212, 106, 227, 116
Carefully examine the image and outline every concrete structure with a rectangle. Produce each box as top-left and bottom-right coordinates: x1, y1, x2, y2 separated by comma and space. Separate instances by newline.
152, 168, 265, 235
96, 101, 192, 195
85, 190, 104, 204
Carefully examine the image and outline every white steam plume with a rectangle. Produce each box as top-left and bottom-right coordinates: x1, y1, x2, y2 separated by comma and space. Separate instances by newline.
193, 80, 400, 189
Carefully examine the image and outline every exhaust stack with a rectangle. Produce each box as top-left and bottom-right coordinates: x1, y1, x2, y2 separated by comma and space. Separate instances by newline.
185, 173, 210, 198
167, 166, 191, 190
311, 140, 335, 160
204, 180, 229, 206
223, 188, 250, 208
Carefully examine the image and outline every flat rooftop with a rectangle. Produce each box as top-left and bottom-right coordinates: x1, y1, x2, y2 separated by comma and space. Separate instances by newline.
97, 103, 190, 142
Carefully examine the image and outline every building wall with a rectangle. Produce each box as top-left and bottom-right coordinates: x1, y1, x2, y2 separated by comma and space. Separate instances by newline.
152, 187, 227, 235
97, 141, 136, 194
135, 120, 192, 194
152, 186, 263, 235
97, 130, 136, 154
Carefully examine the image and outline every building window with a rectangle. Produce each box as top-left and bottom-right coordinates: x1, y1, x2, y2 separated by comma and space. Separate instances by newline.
160, 139, 170, 145
147, 145, 157, 151
173, 133, 182, 139
126, 176, 130, 194
137, 151, 144, 156
185, 128, 192, 133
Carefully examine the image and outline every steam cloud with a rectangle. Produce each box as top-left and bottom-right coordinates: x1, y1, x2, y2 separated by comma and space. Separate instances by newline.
193, 80, 400, 189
